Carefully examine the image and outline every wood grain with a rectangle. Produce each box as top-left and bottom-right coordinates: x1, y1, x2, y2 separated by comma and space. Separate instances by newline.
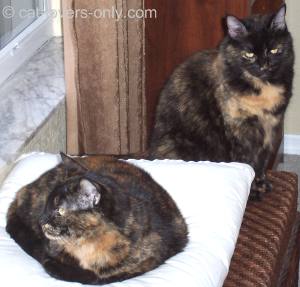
127, 0, 147, 152
64, 0, 145, 155
63, 0, 79, 155
74, 0, 120, 154
252, 0, 283, 14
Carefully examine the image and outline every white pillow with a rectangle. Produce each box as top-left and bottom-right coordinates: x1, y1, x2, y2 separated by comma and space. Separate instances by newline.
0, 153, 254, 287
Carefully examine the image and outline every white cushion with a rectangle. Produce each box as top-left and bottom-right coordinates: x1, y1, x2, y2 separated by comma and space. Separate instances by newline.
0, 153, 254, 287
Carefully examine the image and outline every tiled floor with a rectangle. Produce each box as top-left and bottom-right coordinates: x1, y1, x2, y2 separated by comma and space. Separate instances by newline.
277, 154, 300, 284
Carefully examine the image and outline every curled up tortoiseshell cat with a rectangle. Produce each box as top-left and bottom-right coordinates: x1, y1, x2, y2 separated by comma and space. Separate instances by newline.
6, 153, 188, 284
149, 5, 294, 198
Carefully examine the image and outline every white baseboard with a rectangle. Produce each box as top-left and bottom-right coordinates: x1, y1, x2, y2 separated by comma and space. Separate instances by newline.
284, 134, 300, 155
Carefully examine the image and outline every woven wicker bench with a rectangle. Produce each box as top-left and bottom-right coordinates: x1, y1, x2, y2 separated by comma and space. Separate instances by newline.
224, 171, 300, 287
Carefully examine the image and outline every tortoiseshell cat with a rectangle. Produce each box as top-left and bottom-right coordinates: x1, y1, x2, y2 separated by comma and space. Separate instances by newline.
6, 153, 188, 284
149, 5, 294, 198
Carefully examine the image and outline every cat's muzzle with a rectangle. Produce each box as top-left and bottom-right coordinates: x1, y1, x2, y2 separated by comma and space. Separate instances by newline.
42, 224, 61, 239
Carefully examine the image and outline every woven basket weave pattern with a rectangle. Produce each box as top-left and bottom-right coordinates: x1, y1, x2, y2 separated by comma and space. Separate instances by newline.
224, 172, 299, 287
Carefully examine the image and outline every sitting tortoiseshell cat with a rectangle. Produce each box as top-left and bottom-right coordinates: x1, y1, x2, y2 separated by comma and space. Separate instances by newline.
6, 153, 188, 284
149, 5, 294, 198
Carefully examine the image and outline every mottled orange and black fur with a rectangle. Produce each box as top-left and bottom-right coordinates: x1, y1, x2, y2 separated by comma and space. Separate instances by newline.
149, 5, 294, 198
6, 153, 188, 284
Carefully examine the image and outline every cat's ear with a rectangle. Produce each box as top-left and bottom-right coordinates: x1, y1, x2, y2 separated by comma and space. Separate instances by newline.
79, 179, 101, 206
226, 16, 248, 39
60, 152, 88, 172
270, 4, 287, 31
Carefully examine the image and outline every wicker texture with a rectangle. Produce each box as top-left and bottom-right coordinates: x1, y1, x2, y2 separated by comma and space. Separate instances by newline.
277, 213, 300, 287
224, 171, 299, 287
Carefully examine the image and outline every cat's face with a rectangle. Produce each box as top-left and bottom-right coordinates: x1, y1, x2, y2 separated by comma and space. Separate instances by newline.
40, 177, 102, 242
222, 5, 293, 81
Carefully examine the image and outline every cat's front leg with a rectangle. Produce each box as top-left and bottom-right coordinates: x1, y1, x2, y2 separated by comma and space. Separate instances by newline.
250, 175, 273, 200
249, 150, 273, 200
43, 257, 98, 284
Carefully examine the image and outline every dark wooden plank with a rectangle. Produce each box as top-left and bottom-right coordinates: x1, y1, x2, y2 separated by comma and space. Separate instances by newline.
226, 0, 251, 17
252, 0, 283, 14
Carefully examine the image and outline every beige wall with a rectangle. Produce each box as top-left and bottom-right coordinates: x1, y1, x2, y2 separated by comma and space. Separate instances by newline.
285, 0, 300, 135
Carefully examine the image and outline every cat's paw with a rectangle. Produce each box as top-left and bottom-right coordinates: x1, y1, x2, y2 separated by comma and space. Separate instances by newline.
43, 258, 63, 280
43, 257, 98, 284
264, 180, 273, 193
250, 177, 272, 200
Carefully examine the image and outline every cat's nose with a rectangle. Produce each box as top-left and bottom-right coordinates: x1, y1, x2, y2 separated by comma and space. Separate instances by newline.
41, 223, 51, 232
43, 224, 51, 230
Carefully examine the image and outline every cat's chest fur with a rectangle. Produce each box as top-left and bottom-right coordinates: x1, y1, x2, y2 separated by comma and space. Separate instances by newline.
220, 77, 284, 148
63, 225, 130, 274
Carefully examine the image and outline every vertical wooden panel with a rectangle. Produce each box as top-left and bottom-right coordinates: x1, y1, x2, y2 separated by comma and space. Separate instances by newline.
74, 0, 121, 154
116, 0, 130, 154
64, 0, 145, 155
128, 0, 147, 152
63, 0, 79, 155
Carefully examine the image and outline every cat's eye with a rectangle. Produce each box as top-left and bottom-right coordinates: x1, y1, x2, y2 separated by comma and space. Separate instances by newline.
245, 52, 254, 58
242, 52, 255, 60
270, 48, 279, 54
58, 207, 66, 216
